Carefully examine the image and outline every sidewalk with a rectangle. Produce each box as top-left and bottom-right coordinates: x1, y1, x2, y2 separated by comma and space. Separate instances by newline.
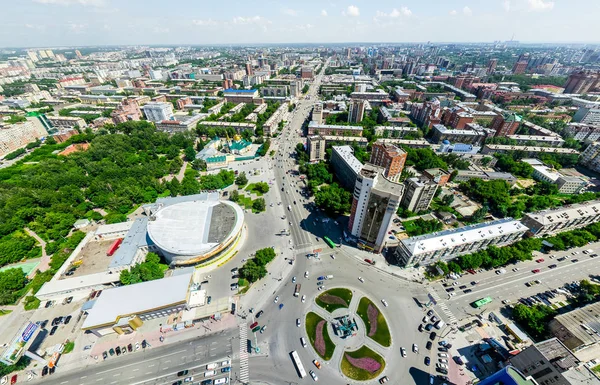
56, 313, 237, 373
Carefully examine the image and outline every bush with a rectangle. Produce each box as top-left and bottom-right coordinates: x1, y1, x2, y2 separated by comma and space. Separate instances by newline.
23, 296, 40, 311
238, 248, 276, 283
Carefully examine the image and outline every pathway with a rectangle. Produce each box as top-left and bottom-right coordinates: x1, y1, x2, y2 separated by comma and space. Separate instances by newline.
24, 227, 50, 273
238, 324, 249, 383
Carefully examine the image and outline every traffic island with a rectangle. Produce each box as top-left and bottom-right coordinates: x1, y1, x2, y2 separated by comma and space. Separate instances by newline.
356, 297, 391, 347
315, 288, 353, 313
340, 345, 386, 381
305, 311, 335, 361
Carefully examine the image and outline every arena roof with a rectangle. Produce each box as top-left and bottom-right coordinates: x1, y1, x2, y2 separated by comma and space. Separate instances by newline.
147, 199, 243, 257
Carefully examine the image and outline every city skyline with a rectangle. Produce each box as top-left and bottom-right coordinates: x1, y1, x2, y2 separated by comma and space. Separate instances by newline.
2, 0, 600, 48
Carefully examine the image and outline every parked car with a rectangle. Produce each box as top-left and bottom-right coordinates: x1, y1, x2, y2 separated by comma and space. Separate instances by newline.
426, 341, 433, 350
49, 326, 58, 336
425, 357, 431, 366
64, 315, 72, 324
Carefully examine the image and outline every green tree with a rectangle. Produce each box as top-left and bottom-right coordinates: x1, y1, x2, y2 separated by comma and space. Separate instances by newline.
229, 190, 240, 202
235, 172, 248, 187
184, 146, 196, 162
252, 198, 266, 212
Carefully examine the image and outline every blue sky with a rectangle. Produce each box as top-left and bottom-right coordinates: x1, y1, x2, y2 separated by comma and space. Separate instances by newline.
1, 0, 598, 47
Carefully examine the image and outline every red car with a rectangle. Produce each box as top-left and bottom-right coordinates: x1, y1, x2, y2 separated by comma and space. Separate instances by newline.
536, 258, 545, 263
532, 269, 541, 273
11, 374, 17, 384
250, 321, 258, 329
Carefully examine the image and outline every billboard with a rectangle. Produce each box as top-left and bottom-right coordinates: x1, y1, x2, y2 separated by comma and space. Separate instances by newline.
0, 322, 38, 366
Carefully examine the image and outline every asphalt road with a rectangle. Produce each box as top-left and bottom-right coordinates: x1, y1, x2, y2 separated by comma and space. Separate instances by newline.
432, 243, 600, 322
36, 329, 236, 385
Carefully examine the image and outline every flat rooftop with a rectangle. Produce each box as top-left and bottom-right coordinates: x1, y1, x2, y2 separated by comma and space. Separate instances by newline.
82, 270, 192, 330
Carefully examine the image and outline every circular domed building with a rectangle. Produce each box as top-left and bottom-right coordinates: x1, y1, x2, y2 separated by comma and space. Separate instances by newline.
147, 199, 244, 266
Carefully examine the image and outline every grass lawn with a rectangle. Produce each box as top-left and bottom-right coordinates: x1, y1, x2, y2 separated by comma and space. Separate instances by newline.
245, 183, 264, 196
237, 195, 254, 210
402, 220, 419, 234
356, 297, 392, 347
592, 364, 600, 374
341, 345, 385, 381
315, 288, 353, 313
305, 312, 335, 361
63, 341, 75, 354
0, 309, 13, 316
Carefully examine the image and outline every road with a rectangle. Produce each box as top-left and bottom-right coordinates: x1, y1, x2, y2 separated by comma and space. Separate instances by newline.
36, 329, 236, 385
431, 244, 600, 323
241, 62, 444, 385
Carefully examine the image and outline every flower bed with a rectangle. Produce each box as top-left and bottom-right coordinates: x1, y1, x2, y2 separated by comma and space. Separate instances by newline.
356, 297, 391, 347
315, 288, 353, 312
305, 312, 335, 360
341, 345, 385, 381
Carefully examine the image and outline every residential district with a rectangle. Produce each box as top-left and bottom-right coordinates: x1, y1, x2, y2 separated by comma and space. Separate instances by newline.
3, 40, 600, 385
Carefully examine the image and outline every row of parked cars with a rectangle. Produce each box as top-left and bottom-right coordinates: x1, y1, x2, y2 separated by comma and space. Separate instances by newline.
519, 289, 560, 307
102, 340, 148, 360
37, 315, 72, 336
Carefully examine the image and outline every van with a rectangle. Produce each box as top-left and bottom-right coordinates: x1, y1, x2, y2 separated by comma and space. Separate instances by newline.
300, 337, 307, 347
326, 275, 333, 280
206, 363, 218, 370
204, 370, 216, 377
214, 378, 229, 385
434, 320, 445, 330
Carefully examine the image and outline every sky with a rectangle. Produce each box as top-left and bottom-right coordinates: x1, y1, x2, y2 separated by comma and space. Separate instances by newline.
1, 0, 599, 48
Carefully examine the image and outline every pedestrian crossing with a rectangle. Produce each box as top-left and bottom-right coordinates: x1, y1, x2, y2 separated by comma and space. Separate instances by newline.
238, 324, 249, 384
428, 290, 459, 325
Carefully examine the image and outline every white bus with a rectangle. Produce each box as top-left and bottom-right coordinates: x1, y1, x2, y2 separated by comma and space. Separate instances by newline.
290, 350, 307, 378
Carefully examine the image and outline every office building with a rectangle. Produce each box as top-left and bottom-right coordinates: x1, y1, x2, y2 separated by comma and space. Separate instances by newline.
142, 102, 174, 123
312, 103, 324, 125
580, 142, 600, 173
0, 117, 48, 158
347, 99, 366, 123
307, 136, 326, 162
401, 178, 438, 213
330, 145, 364, 190
348, 164, 404, 253
521, 200, 600, 237
563, 70, 599, 94
491, 112, 521, 137
573, 108, 600, 126
369, 141, 407, 181
395, 218, 527, 267
509, 338, 600, 385
477, 367, 537, 385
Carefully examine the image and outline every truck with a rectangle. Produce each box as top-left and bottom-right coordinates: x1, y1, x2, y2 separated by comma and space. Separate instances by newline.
294, 284, 301, 297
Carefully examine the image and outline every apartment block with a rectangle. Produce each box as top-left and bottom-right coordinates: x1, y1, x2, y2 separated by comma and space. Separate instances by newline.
307, 136, 326, 162
521, 200, 600, 237
401, 178, 438, 213
142, 102, 174, 123
330, 145, 364, 190
348, 164, 404, 253
347, 99, 366, 123
395, 218, 527, 267
369, 141, 407, 181
579, 142, 600, 173
307, 122, 363, 137
0, 117, 48, 158
312, 103, 324, 124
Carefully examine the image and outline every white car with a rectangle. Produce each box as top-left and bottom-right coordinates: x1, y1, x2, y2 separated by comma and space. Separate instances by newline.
184, 377, 194, 383
274, 296, 279, 303
413, 344, 419, 353
438, 353, 448, 358
304, 271, 309, 278
309, 370, 318, 381
1, 377, 6, 385
439, 359, 448, 363
296, 318, 301, 327
358, 277, 365, 283
301, 295, 306, 303
400, 347, 407, 357
381, 299, 388, 307
292, 276, 297, 283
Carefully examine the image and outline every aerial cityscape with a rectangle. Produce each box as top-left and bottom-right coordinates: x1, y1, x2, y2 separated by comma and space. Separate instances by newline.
2, 1, 600, 385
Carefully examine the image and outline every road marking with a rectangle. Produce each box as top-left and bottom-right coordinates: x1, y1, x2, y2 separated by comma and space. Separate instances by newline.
146, 371, 152, 374
163, 367, 169, 370
95, 350, 185, 374
164, 360, 171, 363
113, 374, 120, 377
148, 364, 155, 367
132, 368, 139, 372
81, 377, 87, 379
61, 382, 68, 384
239, 324, 250, 383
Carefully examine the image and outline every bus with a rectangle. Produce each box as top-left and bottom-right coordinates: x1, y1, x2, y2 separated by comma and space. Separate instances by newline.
290, 350, 307, 378
472, 297, 493, 308
323, 236, 336, 249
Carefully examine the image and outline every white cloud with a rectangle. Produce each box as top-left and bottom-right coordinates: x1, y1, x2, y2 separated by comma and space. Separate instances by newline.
153, 27, 170, 34
463, 6, 473, 16
502, 0, 511, 11
449, 9, 458, 15
192, 18, 220, 26
376, 7, 412, 18
282, 8, 297, 16
232, 15, 270, 25
321, 9, 328, 16
528, 0, 554, 11
68, 23, 87, 33
33, 0, 105, 6
345, 5, 360, 17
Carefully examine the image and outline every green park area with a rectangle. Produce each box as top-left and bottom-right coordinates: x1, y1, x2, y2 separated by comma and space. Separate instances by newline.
341, 345, 386, 381
315, 288, 353, 313
356, 297, 391, 347
306, 312, 335, 361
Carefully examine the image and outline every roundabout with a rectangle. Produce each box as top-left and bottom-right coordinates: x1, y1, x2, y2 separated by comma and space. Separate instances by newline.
307, 287, 392, 381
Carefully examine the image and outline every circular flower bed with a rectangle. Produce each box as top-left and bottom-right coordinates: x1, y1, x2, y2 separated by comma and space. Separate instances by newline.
341, 345, 385, 381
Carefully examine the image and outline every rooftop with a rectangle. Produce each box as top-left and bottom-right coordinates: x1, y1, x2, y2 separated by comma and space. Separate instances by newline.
523, 199, 600, 226
400, 218, 527, 256
308, 121, 364, 131
109, 217, 150, 270
553, 301, 600, 347
81, 270, 193, 330
332, 145, 363, 174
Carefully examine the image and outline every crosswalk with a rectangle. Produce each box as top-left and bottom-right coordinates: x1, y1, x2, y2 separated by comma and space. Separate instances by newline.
238, 324, 249, 383
428, 290, 458, 325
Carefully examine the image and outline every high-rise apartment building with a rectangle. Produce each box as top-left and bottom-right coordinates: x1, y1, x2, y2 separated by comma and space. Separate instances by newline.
142, 102, 174, 122
563, 70, 599, 94
512, 61, 528, 74
307, 136, 326, 162
401, 177, 438, 213
330, 145, 363, 190
491, 112, 521, 137
312, 103, 324, 124
0, 117, 48, 158
347, 99, 366, 123
348, 165, 404, 252
369, 141, 407, 181
580, 142, 600, 173
245, 62, 253, 76
487, 58, 498, 74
